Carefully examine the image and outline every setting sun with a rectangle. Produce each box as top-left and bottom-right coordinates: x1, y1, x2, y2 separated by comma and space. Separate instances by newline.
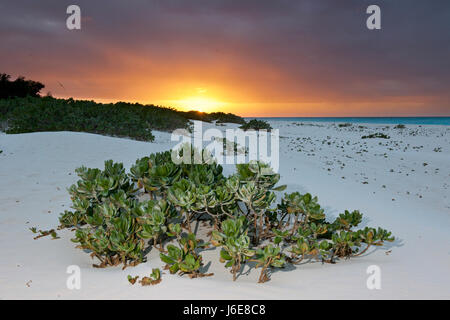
166, 96, 228, 113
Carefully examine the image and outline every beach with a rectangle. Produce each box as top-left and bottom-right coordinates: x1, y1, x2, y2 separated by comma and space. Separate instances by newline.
0, 120, 449, 299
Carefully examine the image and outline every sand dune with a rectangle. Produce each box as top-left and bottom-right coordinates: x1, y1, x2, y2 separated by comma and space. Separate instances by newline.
0, 121, 449, 299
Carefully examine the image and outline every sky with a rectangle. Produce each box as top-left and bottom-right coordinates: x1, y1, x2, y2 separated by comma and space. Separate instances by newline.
1, 0, 449, 116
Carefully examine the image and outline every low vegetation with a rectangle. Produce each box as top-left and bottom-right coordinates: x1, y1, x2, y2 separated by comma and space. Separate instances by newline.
57, 145, 394, 283
0, 96, 247, 141
239, 119, 272, 131
0, 73, 246, 140
362, 133, 390, 139
181, 111, 245, 124
128, 268, 162, 286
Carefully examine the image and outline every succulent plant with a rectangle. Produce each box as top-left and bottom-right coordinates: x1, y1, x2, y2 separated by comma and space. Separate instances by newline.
59, 160, 136, 229
330, 230, 357, 259
167, 179, 197, 210
236, 161, 285, 191
352, 227, 394, 256
211, 217, 255, 281
134, 200, 175, 251
160, 229, 211, 278
289, 237, 312, 262
31, 228, 59, 240
332, 210, 363, 231
130, 152, 182, 197
253, 245, 286, 283
273, 229, 290, 245
55, 144, 394, 284
60, 161, 158, 268
239, 119, 272, 131
235, 180, 276, 244
160, 245, 199, 275
185, 162, 224, 186
127, 275, 139, 285
139, 268, 162, 286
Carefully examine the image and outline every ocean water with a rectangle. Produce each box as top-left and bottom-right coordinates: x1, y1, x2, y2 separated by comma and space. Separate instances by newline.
249, 117, 450, 126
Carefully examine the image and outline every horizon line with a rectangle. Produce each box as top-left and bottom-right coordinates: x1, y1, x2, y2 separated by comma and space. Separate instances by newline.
246, 115, 450, 118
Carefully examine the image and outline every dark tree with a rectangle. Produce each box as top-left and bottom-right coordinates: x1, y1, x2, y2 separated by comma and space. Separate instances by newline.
0, 73, 45, 99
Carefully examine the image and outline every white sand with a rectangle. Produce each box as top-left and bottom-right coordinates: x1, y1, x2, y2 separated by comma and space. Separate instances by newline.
0, 121, 449, 299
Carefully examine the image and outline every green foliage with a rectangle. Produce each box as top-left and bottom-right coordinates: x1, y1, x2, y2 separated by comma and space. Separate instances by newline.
139, 268, 162, 285
130, 152, 182, 195
160, 229, 211, 278
218, 137, 249, 156
181, 110, 245, 124
352, 227, 395, 256
59, 160, 173, 269
57, 144, 395, 283
30, 227, 59, 240
127, 268, 162, 286
135, 199, 176, 250
330, 231, 356, 258
236, 160, 284, 190
0, 96, 195, 140
239, 119, 272, 131
0, 96, 246, 138
253, 245, 286, 283
332, 210, 363, 231
59, 160, 136, 228
279, 192, 326, 221
127, 275, 139, 285
362, 133, 390, 139
211, 217, 255, 280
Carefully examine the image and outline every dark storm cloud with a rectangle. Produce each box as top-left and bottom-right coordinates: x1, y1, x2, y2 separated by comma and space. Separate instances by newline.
1, 0, 449, 114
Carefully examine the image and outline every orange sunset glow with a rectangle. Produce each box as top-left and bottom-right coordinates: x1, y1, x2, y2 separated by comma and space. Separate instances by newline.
1, 1, 449, 116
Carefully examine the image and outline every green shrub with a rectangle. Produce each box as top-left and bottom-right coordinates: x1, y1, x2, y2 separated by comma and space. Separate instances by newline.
160, 225, 212, 278
211, 216, 254, 281
128, 268, 162, 286
0, 96, 247, 139
239, 119, 272, 131
253, 245, 286, 283
140, 268, 162, 285
0, 96, 192, 141
181, 111, 245, 124
362, 133, 390, 139
57, 145, 395, 282
59, 160, 173, 268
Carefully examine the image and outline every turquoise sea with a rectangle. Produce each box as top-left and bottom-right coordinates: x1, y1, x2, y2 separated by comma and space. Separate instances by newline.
249, 117, 450, 126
